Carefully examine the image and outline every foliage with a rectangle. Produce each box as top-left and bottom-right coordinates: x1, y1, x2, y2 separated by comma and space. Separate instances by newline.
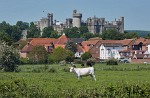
50, 47, 67, 63
0, 31, 13, 45
65, 41, 77, 53
0, 21, 22, 42
124, 32, 139, 39
16, 21, 29, 30
27, 22, 40, 38
106, 59, 118, 65
64, 27, 80, 38
82, 32, 95, 40
0, 42, 19, 72
81, 52, 92, 61
102, 29, 124, 40
65, 50, 74, 63
79, 26, 89, 34
28, 45, 48, 64
41, 26, 54, 38
50, 47, 74, 63
0, 79, 49, 98
145, 33, 150, 39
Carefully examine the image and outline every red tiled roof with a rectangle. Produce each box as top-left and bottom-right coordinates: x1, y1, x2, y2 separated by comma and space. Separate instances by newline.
21, 44, 34, 52
55, 34, 69, 45
77, 44, 84, 52
101, 39, 133, 46
30, 38, 57, 46
54, 44, 65, 48
81, 40, 99, 52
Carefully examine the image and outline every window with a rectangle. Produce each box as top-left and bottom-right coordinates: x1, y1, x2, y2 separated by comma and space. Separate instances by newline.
96, 46, 99, 48
101, 49, 104, 54
96, 51, 98, 53
107, 49, 111, 56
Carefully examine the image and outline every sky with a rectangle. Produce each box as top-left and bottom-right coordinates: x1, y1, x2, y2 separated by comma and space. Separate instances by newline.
0, 0, 150, 31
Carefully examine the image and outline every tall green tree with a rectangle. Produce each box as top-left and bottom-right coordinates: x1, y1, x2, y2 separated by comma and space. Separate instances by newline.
16, 21, 29, 30
64, 27, 80, 38
65, 41, 77, 53
27, 22, 40, 38
28, 46, 48, 64
0, 21, 22, 42
50, 47, 67, 63
79, 26, 89, 34
0, 42, 19, 72
41, 26, 54, 38
82, 32, 95, 40
0, 31, 13, 45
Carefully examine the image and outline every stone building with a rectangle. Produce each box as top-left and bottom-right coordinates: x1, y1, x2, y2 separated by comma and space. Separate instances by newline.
86, 16, 124, 34
34, 10, 124, 35
34, 13, 53, 35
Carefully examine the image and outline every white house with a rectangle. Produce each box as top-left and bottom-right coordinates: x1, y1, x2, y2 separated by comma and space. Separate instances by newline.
100, 44, 123, 60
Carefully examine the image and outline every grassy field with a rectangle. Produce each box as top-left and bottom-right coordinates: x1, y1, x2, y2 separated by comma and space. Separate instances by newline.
0, 63, 150, 97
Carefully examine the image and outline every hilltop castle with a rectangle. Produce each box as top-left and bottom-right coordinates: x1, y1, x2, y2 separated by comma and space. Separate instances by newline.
34, 10, 124, 35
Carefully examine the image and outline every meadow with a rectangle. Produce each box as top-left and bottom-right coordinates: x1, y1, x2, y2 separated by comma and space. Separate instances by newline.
0, 63, 150, 97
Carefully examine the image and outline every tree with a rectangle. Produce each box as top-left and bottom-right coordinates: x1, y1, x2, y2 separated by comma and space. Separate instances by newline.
27, 22, 40, 38
64, 27, 80, 38
28, 46, 48, 64
0, 31, 13, 45
79, 26, 89, 34
0, 42, 19, 72
42, 26, 54, 38
81, 52, 92, 61
124, 32, 139, 39
50, 47, 67, 63
82, 32, 95, 40
16, 21, 29, 30
102, 29, 124, 40
65, 41, 77, 53
65, 50, 74, 63
145, 33, 150, 39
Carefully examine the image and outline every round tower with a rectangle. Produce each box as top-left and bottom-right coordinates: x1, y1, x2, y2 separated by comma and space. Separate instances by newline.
72, 10, 82, 28
120, 17, 124, 33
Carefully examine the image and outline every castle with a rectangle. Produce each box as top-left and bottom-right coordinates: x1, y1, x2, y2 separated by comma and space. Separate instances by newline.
34, 10, 124, 35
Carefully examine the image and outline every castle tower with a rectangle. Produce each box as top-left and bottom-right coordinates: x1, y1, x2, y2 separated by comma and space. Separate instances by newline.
120, 17, 124, 33
72, 10, 82, 28
47, 13, 53, 26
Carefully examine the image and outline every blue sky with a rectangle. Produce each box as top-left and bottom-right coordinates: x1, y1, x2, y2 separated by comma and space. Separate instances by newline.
0, 0, 150, 31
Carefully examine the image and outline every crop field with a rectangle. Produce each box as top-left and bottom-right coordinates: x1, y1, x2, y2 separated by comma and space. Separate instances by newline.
0, 63, 150, 97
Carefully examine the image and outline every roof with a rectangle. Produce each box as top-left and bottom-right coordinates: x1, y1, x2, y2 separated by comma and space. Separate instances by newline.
101, 39, 133, 46
134, 37, 146, 45
21, 43, 34, 52
30, 38, 56, 46
76, 44, 84, 52
70, 38, 84, 44
55, 34, 69, 44
81, 40, 99, 52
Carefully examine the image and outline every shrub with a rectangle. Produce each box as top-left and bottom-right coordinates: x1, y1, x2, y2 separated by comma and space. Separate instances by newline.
48, 67, 56, 73
106, 59, 118, 65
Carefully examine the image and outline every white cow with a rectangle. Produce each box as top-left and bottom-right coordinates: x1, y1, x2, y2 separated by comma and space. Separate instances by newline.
69, 66, 96, 81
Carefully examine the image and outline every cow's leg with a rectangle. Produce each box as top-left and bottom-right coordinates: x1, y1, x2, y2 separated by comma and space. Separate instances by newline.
77, 75, 80, 80
91, 74, 96, 81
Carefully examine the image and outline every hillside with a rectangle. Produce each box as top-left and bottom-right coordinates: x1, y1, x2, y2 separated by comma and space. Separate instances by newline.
125, 30, 150, 37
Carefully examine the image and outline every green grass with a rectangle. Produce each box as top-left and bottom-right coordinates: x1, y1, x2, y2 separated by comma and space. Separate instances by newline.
0, 63, 150, 97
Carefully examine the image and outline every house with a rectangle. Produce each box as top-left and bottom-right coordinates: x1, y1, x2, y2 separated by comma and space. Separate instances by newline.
19, 33, 85, 58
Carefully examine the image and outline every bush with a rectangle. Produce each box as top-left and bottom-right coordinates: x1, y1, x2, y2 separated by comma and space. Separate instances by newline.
106, 59, 118, 65
19, 57, 29, 64
48, 67, 56, 73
